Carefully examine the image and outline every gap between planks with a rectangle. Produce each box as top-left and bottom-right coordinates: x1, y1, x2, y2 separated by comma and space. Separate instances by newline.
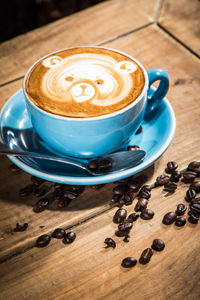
0, 162, 194, 265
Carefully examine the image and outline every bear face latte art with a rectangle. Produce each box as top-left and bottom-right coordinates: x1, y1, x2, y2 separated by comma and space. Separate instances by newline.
25, 47, 145, 118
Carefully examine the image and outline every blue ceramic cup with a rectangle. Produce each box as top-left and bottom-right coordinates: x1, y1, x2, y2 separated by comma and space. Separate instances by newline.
23, 47, 169, 158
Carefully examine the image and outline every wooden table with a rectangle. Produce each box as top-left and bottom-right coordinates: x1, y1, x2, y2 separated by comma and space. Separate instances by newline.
0, 0, 200, 299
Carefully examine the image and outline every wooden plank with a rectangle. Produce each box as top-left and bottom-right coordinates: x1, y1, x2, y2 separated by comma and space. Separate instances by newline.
0, 24, 200, 263
159, 0, 200, 56
0, 182, 199, 300
0, 0, 159, 85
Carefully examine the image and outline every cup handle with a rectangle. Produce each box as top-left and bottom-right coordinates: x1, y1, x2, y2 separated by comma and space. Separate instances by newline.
145, 68, 169, 118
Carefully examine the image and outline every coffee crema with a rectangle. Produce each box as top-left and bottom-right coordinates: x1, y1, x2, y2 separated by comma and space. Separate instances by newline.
25, 47, 145, 118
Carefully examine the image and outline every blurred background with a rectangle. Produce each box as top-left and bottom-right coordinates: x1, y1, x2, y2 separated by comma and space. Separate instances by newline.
1, 0, 106, 43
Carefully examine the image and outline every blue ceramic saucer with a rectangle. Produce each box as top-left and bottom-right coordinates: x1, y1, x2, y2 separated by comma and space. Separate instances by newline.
0, 89, 176, 185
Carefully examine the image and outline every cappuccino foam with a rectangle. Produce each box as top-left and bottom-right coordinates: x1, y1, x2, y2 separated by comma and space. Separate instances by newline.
25, 47, 145, 117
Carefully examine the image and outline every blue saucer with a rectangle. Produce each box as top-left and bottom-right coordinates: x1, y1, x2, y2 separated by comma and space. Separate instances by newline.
0, 89, 176, 185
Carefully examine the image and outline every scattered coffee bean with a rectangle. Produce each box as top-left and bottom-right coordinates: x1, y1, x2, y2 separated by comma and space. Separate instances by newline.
190, 203, 200, 216
139, 248, 154, 265
127, 179, 141, 192
113, 208, 127, 224
113, 185, 126, 196
104, 237, 116, 248
191, 197, 200, 205
36, 234, 51, 247
193, 167, 200, 175
123, 193, 133, 206
183, 171, 197, 183
187, 161, 200, 171
127, 145, 140, 151
164, 182, 177, 193
34, 197, 49, 212
118, 221, 133, 234
190, 180, 200, 192
13, 223, 28, 232
140, 185, 152, 192
151, 239, 165, 251
135, 125, 143, 135
63, 231, 76, 244
176, 203, 187, 216
185, 188, 196, 202
170, 170, 182, 182
88, 160, 99, 171
34, 185, 50, 197
175, 217, 186, 227
123, 235, 130, 243
166, 161, 178, 173
99, 159, 112, 170
188, 210, 199, 224
121, 257, 137, 268
127, 213, 139, 223
162, 212, 177, 225
111, 194, 122, 204
117, 198, 125, 208
134, 198, 148, 212
9, 164, 21, 172
19, 184, 34, 197
156, 175, 170, 186
140, 209, 154, 220
31, 176, 45, 187
115, 230, 125, 237
52, 228, 65, 239
138, 189, 151, 200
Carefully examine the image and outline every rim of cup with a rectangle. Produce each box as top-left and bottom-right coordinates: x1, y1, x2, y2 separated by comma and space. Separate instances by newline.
23, 46, 149, 121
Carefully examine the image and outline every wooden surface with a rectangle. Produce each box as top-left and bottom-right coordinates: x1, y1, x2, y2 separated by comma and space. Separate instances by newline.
0, 0, 200, 299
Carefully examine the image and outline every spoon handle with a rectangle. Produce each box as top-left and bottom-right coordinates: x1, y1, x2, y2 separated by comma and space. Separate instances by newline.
0, 146, 87, 171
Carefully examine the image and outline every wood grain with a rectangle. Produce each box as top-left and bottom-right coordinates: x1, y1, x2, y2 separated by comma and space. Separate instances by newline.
0, 0, 159, 85
0, 24, 200, 266
0, 182, 199, 300
159, 0, 200, 56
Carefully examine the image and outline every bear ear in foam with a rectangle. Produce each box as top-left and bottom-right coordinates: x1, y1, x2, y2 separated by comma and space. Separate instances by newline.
115, 61, 137, 74
42, 56, 63, 68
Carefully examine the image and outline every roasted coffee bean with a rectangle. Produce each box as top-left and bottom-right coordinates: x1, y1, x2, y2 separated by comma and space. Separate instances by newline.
190, 180, 200, 192
140, 185, 152, 192
34, 197, 49, 212
34, 185, 50, 197
188, 210, 199, 224
151, 239, 165, 251
134, 198, 148, 212
19, 184, 34, 197
127, 145, 140, 151
123, 193, 133, 206
113, 208, 127, 224
121, 257, 137, 268
31, 176, 45, 187
113, 185, 126, 196
193, 167, 200, 176
88, 160, 99, 170
123, 235, 130, 243
104, 237, 116, 248
156, 175, 170, 186
64, 190, 78, 200
99, 159, 112, 170
127, 179, 141, 192
176, 203, 187, 216
190, 203, 200, 216
63, 231, 76, 244
36, 234, 51, 247
9, 164, 21, 172
170, 170, 182, 182
118, 221, 133, 233
175, 217, 186, 227
183, 171, 197, 182
164, 182, 177, 193
135, 125, 143, 135
140, 209, 154, 220
117, 198, 125, 208
185, 188, 196, 202
111, 194, 122, 204
166, 161, 178, 173
52, 228, 65, 239
191, 197, 200, 205
13, 223, 28, 232
115, 230, 125, 237
187, 161, 200, 171
138, 189, 151, 200
162, 212, 177, 225
127, 213, 139, 222
139, 248, 154, 265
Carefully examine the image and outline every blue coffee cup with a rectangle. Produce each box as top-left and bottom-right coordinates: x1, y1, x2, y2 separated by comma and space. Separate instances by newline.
23, 47, 169, 158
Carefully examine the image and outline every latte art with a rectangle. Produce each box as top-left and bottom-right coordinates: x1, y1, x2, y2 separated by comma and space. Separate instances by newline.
25, 47, 145, 117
